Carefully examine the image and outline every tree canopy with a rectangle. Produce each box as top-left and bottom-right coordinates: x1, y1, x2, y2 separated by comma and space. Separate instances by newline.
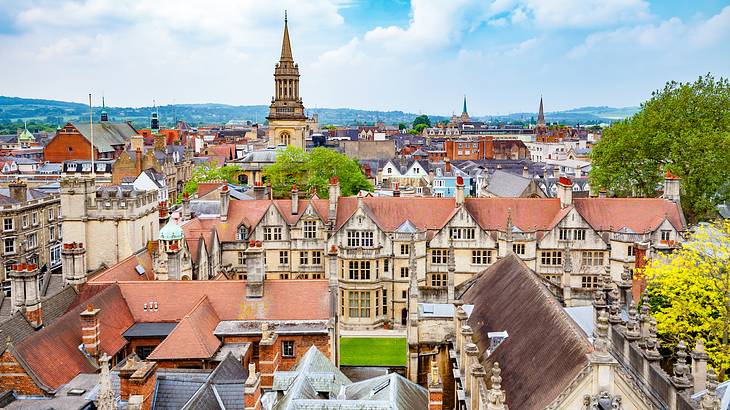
590, 74, 730, 222
644, 221, 730, 378
179, 163, 242, 202
412, 114, 431, 129
263, 146, 373, 199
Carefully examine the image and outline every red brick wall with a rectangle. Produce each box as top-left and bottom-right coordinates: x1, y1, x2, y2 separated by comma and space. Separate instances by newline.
222, 334, 330, 370
44, 133, 96, 163
0, 349, 45, 395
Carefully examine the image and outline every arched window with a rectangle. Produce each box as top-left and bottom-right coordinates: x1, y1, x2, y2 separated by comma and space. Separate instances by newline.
280, 132, 291, 146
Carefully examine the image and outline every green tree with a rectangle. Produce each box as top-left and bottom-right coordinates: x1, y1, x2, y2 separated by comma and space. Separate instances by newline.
179, 163, 243, 202
590, 74, 730, 222
412, 114, 431, 129
644, 221, 730, 378
414, 123, 428, 133
263, 147, 373, 199
398, 123, 407, 131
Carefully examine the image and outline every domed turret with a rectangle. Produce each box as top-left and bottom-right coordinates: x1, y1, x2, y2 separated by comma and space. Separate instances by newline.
159, 219, 183, 241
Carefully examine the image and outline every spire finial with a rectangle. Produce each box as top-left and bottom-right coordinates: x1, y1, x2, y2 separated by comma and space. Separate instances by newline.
285, 10, 288, 23
280, 12, 293, 62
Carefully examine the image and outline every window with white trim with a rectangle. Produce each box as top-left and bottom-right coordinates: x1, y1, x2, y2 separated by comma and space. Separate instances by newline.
282, 341, 295, 357
4, 238, 15, 254
264, 227, 282, 241
3, 218, 13, 232
303, 220, 317, 239
431, 249, 448, 264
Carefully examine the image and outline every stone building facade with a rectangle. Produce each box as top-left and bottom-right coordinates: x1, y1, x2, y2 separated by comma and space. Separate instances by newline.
185, 174, 686, 330
60, 177, 159, 279
0, 180, 62, 283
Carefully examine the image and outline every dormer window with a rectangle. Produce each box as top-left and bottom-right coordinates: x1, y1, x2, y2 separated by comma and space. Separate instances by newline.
236, 225, 248, 241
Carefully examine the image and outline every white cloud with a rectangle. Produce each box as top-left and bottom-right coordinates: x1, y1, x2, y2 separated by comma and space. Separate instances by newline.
568, 6, 730, 58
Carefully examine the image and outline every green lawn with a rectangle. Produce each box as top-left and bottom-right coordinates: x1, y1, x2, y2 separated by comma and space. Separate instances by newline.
339, 337, 407, 367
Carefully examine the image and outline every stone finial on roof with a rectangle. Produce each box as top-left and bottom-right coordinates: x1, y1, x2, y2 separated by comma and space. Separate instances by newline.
625, 301, 640, 341
429, 359, 441, 386
592, 310, 611, 361
592, 289, 606, 310
700, 368, 721, 410
563, 242, 572, 273
487, 362, 507, 408
643, 317, 661, 360
261, 322, 272, 340
671, 341, 692, 388
620, 266, 632, 288
96, 353, 117, 410
601, 266, 612, 292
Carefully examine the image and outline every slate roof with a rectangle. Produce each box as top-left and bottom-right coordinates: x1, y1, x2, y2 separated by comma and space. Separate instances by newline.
152, 353, 247, 410
0, 187, 50, 204
69, 122, 138, 153
460, 254, 591, 410
122, 322, 177, 338
485, 169, 541, 197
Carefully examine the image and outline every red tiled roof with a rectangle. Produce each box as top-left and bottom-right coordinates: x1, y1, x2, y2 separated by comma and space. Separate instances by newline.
464, 198, 561, 231
335, 197, 457, 231
573, 198, 685, 233
14, 284, 134, 391
88, 251, 154, 282
273, 199, 329, 225
147, 296, 221, 360
111, 280, 330, 322
215, 201, 270, 241
197, 182, 225, 198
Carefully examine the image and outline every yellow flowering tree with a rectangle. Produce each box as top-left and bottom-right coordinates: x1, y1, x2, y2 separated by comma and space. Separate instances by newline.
644, 221, 730, 378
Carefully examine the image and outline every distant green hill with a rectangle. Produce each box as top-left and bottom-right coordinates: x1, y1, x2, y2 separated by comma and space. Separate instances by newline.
0, 96, 638, 129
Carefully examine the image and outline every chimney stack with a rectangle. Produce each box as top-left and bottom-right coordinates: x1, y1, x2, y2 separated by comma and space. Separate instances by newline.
663, 169, 681, 203
522, 166, 529, 179
253, 181, 266, 201
130, 135, 144, 152
245, 240, 264, 298
291, 185, 299, 215
182, 192, 191, 221
62, 242, 87, 286
8, 179, 27, 203
220, 185, 230, 222
119, 357, 158, 406
244, 362, 262, 410
393, 182, 400, 197
428, 359, 443, 410
598, 187, 607, 198
444, 159, 451, 173
455, 175, 465, 207
154, 133, 165, 152
557, 177, 573, 209
80, 303, 101, 358
9, 264, 42, 328
328, 177, 340, 228
135, 148, 143, 175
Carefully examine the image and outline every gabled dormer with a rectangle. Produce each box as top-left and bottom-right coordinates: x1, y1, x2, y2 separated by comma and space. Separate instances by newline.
539, 206, 607, 250
381, 160, 402, 178
253, 202, 290, 243
430, 206, 494, 249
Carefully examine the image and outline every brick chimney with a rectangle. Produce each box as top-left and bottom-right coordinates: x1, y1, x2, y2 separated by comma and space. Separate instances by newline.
444, 159, 451, 173
8, 180, 27, 203
119, 357, 158, 409
80, 303, 101, 358
258, 324, 280, 389
244, 362, 262, 410
392, 182, 400, 197
153, 133, 165, 152
557, 177, 573, 209
135, 148, 143, 175
253, 181, 267, 200
291, 185, 298, 215
220, 184, 230, 222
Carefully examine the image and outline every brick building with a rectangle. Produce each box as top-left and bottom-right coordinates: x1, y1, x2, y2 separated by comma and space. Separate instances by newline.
44, 120, 138, 163
444, 137, 528, 161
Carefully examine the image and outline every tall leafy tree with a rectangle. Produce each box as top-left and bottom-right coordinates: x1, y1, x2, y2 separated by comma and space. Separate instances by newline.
179, 163, 243, 202
644, 222, 730, 378
590, 74, 730, 222
263, 147, 373, 199
412, 114, 431, 129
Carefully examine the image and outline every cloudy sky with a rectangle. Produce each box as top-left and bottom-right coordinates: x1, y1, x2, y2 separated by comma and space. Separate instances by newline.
1, 0, 729, 115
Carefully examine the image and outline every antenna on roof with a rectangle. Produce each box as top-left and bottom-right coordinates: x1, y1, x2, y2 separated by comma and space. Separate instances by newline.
88, 93, 95, 179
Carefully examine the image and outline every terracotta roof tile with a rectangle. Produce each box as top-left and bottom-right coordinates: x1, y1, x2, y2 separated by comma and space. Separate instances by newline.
464, 198, 562, 231
14, 284, 134, 391
108, 280, 330, 322
147, 296, 221, 360
88, 251, 154, 282
335, 197, 456, 232
573, 198, 685, 233
197, 182, 225, 198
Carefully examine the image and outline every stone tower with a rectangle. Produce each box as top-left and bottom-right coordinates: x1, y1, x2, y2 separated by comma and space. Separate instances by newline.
267, 12, 307, 149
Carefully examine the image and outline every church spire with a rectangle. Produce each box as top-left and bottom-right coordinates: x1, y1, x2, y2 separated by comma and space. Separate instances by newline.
537, 96, 545, 127
462, 95, 468, 115
280, 11, 293, 62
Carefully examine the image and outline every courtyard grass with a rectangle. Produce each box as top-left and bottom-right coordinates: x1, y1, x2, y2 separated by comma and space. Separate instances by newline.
339, 337, 407, 367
